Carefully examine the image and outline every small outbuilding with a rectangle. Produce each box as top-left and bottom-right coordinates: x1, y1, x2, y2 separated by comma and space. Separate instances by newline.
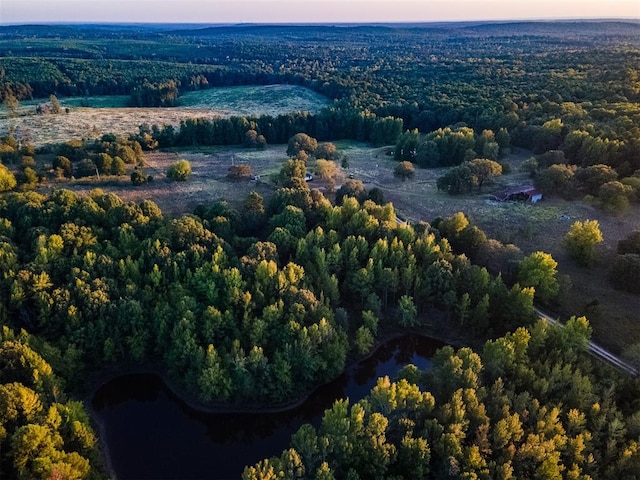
492, 185, 543, 203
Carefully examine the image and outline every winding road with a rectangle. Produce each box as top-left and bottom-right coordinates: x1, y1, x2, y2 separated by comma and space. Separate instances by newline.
534, 307, 639, 377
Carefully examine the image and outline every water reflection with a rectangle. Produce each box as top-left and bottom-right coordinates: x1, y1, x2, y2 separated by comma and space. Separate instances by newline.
92, 335, 444, 480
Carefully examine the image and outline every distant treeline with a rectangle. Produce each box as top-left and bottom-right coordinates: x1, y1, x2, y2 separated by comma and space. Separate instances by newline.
2, 22, 638, 142
153, 107, 403, 147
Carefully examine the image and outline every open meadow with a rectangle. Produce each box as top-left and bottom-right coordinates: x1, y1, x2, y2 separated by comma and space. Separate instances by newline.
0, 85, 329, 147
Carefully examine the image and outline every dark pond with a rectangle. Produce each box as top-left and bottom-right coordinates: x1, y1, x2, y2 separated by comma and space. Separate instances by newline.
92, 335, 444, 480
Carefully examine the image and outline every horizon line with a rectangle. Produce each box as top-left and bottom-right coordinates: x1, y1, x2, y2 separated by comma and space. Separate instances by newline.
2, 17, 639, 27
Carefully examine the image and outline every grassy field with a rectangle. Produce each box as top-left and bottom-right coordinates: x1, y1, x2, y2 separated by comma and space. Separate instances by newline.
178, 84, 329, 116
44, 141, 640, 353
0, 85, 329, 147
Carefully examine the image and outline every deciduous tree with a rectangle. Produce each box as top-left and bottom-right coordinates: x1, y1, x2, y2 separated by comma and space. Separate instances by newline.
469, 159, 502, 193
535, 164, 577, 197
517, 251, 559, 303
315, 142, 339, 161
3, 92, 19, 118
598, 181, 632, 213
287, 133, 318, 158
49, 94, 61, 114
437, 163, 477, 195
563, 220, 603, 267
608, 254, 640, 294
0, 163, 17, 192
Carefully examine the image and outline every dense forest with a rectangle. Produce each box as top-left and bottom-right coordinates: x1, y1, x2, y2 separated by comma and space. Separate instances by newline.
243, 317, 640, 479
0, 160, 637, 479
2, 22, 640, 158
1, 21, 640, 479
2, 22, 639, 192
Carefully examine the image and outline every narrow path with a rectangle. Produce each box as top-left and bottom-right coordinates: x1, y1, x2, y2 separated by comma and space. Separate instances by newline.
534, 307, 639, 377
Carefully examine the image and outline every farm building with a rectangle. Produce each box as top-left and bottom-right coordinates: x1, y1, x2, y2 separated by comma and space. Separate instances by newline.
492, 185, 543, 203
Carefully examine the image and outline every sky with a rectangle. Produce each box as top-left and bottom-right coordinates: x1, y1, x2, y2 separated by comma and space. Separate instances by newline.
1, 0, 639, 25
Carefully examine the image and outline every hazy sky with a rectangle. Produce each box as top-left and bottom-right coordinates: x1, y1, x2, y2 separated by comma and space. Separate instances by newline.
1, 0, 639, 24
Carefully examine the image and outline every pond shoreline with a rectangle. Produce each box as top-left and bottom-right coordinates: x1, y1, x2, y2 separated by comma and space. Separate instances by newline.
87, 331, 409, 416
86, 329, 453, 479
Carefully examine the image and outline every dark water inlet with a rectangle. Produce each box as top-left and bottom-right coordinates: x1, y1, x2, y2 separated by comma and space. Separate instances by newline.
92, 335, 444, 480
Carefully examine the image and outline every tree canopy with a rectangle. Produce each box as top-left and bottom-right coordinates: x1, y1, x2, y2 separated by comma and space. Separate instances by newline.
564, 220, 604, 267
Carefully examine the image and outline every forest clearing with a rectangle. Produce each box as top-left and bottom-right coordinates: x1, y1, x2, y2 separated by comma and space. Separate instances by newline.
0, 84, 329, 146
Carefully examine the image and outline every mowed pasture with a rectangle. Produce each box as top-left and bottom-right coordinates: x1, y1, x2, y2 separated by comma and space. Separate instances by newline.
54, 140, 640, 352
0, 85, 330, 147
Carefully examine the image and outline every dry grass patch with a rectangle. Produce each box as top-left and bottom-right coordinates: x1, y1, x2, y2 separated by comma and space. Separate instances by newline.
0, 85, 329, 147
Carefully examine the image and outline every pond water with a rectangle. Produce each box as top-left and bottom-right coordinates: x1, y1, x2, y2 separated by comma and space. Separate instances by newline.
92, 335, 444, 480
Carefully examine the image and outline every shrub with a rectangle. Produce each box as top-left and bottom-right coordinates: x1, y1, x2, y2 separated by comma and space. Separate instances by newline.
228, 164, 252, 180
608, 254, 640, 294
618, 231, 640, 255
394, 161, 415, 181
53, 156, 73, 177
131, 168, 148, 186
167, 159, 191, 181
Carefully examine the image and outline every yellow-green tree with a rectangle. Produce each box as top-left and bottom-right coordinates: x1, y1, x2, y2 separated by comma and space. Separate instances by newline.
166, 159, 191, 181
563, 220, 603, 267
0, 164, 17, 192
517, 251, 559, 303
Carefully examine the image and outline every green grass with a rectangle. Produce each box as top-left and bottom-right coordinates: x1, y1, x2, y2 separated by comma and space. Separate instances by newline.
177, 84, 330, 116
4, 84, 329, 117
62, 96, 131, 108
